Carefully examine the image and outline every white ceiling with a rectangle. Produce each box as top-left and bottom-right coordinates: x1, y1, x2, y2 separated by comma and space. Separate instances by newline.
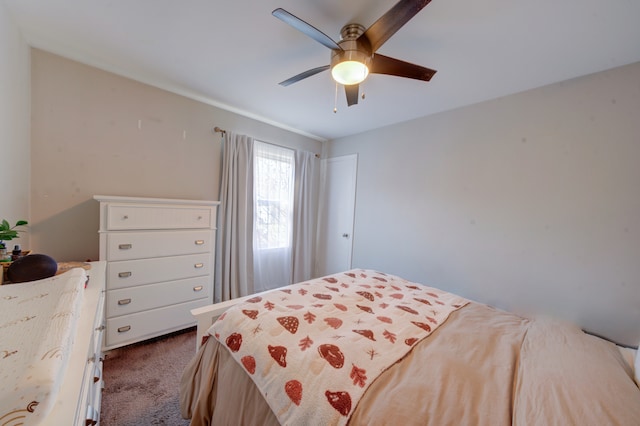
5, 0, 640, 141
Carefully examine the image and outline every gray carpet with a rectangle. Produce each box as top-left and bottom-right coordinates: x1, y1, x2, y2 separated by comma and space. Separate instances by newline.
100, 328, 196, 425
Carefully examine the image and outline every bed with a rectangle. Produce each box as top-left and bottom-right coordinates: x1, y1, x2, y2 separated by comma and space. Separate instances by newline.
0, 261, 106, 426
180, 269, 640, 425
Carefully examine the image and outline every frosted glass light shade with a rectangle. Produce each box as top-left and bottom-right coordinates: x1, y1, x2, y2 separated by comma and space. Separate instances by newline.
331, 60, 369, 85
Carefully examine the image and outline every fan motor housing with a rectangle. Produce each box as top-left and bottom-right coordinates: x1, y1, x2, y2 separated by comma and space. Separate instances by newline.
330, 24, 372, 73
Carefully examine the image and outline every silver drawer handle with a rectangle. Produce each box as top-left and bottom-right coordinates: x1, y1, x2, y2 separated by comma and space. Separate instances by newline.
119, 243, 132, 250
118, 271, 132, 278
96, 324, 105, 331
118, 325, 131, 333
195, 240, 205, 245
197, 216, 203, 220
193, 286, 203, 292
118, 298, 132, 305
122, 215, 128, 220
194, 263, 204, 269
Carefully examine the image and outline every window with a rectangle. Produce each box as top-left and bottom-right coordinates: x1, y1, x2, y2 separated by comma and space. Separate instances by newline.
253, 141, 295, 291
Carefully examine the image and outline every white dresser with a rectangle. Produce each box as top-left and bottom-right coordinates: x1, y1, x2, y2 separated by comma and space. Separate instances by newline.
94, 195, 219, 350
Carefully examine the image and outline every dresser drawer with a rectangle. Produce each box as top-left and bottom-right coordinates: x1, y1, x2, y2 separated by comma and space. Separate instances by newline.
106, 230, 212, 261
106, 204, 214, 230
107, 253, 211, 290
106, 276, 211, 317
105, 298, 210, 347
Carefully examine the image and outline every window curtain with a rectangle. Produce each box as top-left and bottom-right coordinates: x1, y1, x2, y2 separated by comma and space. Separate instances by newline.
292, 150, 319, 283
253, 142, 295, 293
215, 133, 320, 302
214, 132, 255, 303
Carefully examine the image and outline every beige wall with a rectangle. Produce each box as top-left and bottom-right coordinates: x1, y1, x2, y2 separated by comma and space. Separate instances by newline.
30, 49, 322, 262
0, 2, 31, 247
328, 62, 640, 347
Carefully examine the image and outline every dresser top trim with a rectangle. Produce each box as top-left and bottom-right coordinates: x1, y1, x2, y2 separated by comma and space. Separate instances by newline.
94, 195, 220, 206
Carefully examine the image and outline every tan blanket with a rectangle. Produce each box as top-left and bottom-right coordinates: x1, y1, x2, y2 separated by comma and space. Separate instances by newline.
208, 270, 468, 425
181, 300, 640, 425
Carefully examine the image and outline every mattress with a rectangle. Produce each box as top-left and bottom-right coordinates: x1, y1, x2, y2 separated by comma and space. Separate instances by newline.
0, 268, 86, 425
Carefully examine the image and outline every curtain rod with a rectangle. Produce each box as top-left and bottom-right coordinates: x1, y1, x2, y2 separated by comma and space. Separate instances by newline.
212, 125, 319, 158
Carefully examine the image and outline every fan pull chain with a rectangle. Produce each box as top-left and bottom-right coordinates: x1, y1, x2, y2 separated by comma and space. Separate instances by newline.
334, 82, 338, 113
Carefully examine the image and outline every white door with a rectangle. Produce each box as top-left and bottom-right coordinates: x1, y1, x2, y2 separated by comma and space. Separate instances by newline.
316, 154, 358, 276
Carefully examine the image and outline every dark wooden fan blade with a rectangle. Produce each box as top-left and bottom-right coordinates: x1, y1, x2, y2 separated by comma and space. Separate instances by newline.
345, 84, 359, 106
272, 8, 343, 51
370, 54, 437, 81
361, 0, 432, 52
279, 65, 330, 86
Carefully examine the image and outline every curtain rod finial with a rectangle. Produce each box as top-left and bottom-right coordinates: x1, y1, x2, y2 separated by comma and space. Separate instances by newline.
213, 126, 226, 136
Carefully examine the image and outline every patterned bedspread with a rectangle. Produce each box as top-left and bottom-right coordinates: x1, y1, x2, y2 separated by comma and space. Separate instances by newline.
0, 268, 86, 425
210, 269, 468, 425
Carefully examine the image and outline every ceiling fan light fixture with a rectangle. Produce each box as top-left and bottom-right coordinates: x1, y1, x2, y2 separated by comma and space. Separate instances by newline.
331, 46, 370, 85
331, 60, 369, 85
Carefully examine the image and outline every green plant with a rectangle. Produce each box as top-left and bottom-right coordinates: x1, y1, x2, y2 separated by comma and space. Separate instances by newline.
0, 219, 28, 243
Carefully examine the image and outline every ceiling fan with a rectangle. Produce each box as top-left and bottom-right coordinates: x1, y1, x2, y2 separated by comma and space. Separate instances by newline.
272, 0, 437, 107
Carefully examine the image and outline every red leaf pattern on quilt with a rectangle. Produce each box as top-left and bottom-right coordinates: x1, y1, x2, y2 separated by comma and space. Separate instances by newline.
298, 288, 308, 296
304, 311, 316, 324
323, 277, 338, 284
298, 336, 313, 351
350, 365, 367, 388
383, 329, 397, 343
247, 296, 262, 303
405, 337, 418, 346
264, 301, 275, 310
